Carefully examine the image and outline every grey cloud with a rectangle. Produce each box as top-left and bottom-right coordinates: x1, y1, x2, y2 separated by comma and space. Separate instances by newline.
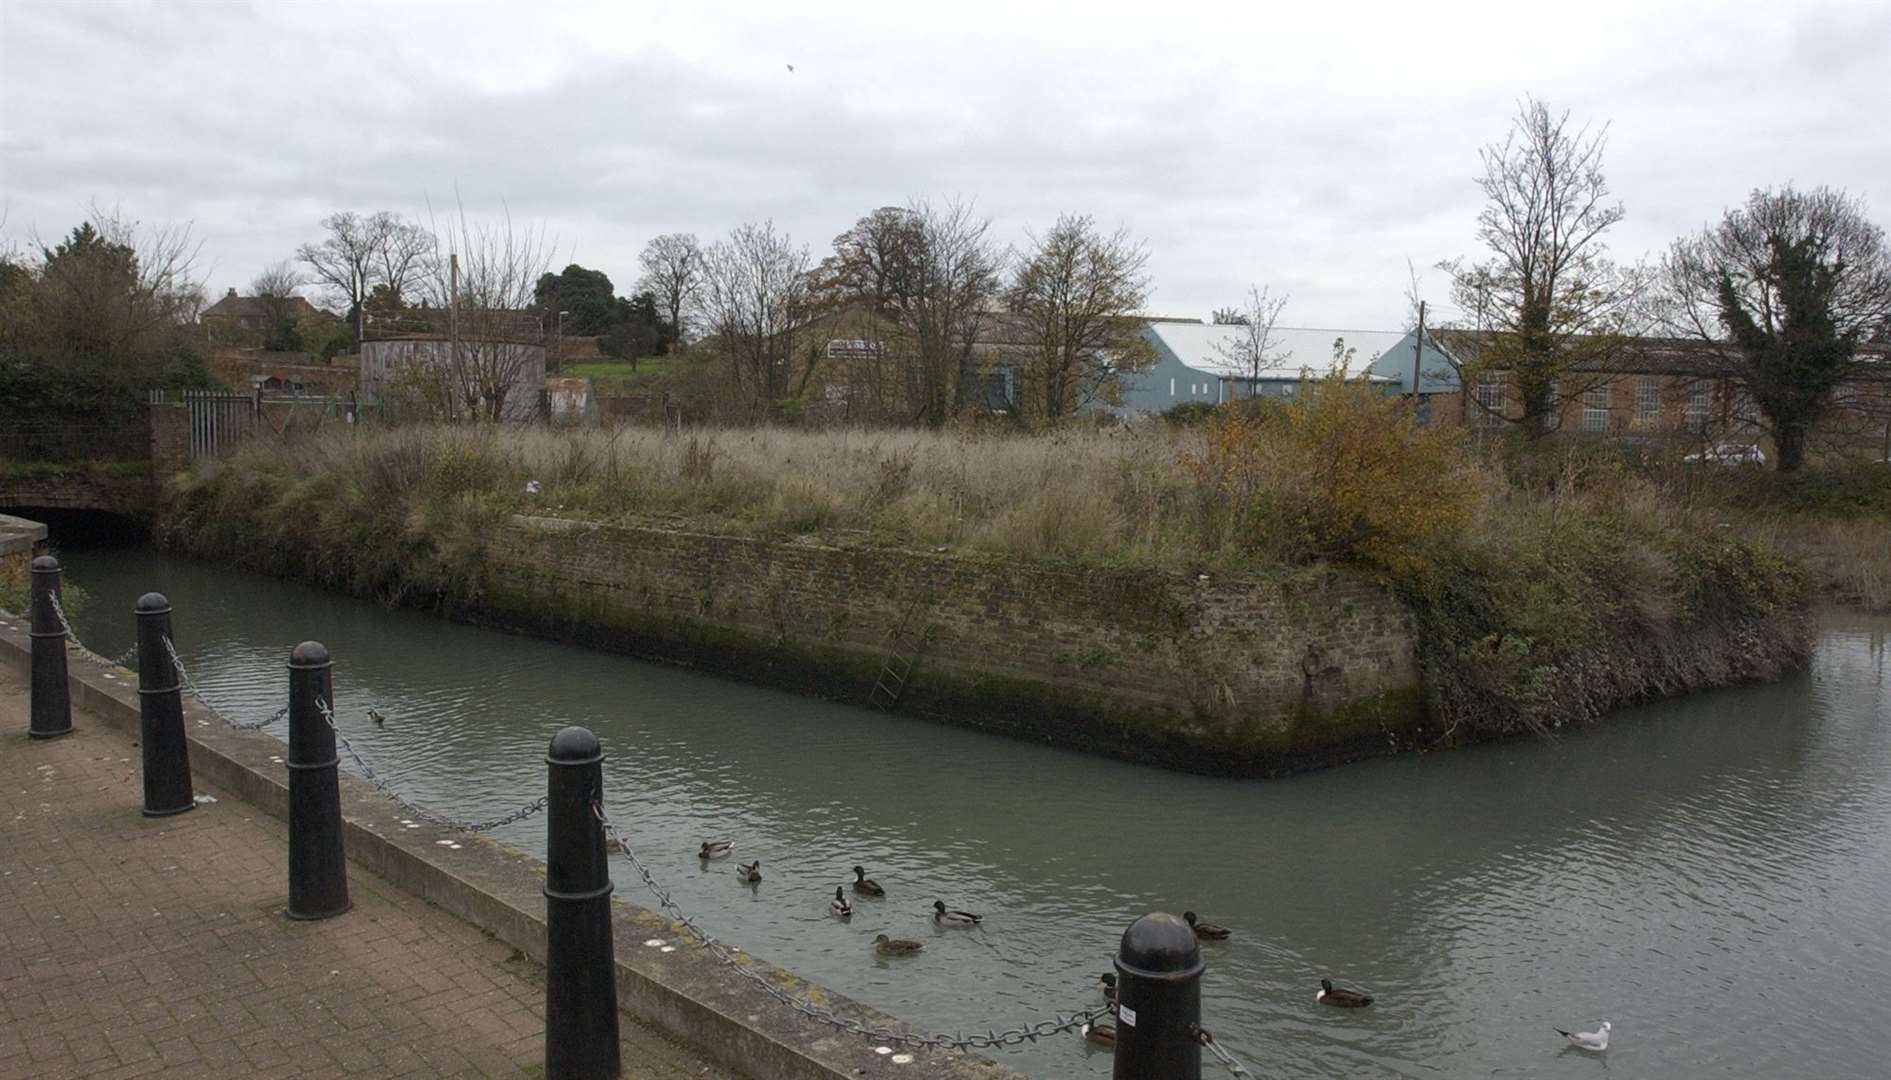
3, 0, 1887, 329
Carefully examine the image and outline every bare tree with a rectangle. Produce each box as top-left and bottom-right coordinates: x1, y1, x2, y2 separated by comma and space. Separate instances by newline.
819, 201, 1002, 426
1212, 284, 1290, 380
1442, 97, 1644, 434
1661, 185, 1891, 470
695, 221, 811, 418
297, 211, 433, 346
820, 207, 923, 316
636, 233, 703, 351
900, 200, 1002, 426
373, 220, 434, 309
1007, 213, 1154, 419
249, 260, 306, 351
421, 206, 556, 422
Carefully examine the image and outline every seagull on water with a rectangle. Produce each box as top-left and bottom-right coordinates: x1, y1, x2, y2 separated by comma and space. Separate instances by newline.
1555, 1021, 1611, 1052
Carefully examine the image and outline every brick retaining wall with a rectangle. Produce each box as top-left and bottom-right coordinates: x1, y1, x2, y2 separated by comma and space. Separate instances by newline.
465, 517, 1429, 774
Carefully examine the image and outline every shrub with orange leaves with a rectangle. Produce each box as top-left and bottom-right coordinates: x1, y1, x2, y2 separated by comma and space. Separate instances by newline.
1184, 366, 1482, 576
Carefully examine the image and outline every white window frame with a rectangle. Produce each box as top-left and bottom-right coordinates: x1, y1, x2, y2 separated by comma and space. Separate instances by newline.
1685, 380, 1711, 433
1474, 370, 1507, 429
1583, 380, 1611, 432
1635, 375, 1661, 427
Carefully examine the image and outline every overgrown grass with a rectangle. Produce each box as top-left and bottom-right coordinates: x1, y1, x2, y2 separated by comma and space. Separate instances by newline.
162, 383, 1858, 740
0, 552, 87, 618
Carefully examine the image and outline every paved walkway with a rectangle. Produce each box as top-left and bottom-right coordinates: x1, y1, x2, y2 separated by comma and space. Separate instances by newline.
0, 667, 740, 1079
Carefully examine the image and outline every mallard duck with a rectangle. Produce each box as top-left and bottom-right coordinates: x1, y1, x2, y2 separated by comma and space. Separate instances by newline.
830, 886, 852, 919
1080, 1022, 1116, 1048
698, 840, 734, 860
1317, 979, 1372, 1008
1096, 972, 1118, 1003
1555, 1021, 1610, 1052
367, 708, 386, 726
873, 933, 924, 955
736, 860, 762, 883
932, 900, 982, 927
1184, 911, 1231, 940
851, 865, 885, 897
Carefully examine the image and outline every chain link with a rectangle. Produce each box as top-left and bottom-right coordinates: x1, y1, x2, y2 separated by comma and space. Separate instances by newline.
590, 797, 1112, 1053
313, 695, 548, 833
46, 591, 139, 669
45, 589, 285, 734
1193, 1024, 1256, 1078
161, 635, 288, 731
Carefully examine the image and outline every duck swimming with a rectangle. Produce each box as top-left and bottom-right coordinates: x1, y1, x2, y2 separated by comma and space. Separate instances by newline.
1081, 1022, 1116, 1048
932, 900, 982, 927
830, 886, 852, 919
851, 865, 885, 897
698, 840, 734, 860
873, 933, 924, 955
736, 860, 762, 883
1184, 911, 1231, 940
1317, 979, 1372, 1007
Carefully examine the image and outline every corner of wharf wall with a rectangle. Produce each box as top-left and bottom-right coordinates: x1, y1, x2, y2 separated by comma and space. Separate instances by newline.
479, 516, 1425, 762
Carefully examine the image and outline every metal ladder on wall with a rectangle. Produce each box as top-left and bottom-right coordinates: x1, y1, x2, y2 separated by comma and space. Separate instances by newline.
868, 599, 932, 711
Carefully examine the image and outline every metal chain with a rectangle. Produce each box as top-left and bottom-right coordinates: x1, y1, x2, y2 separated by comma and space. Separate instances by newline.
1193, 1025, 1256, 1078
590, 797, 1112, 1052
313, 695, 547, 833
46, 591, 139, 669
162, 635, 287, 731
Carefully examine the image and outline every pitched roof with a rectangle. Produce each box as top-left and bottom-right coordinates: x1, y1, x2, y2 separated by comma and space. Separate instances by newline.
1429, 329, 1891, 380
201, 289, 320, 320
1144, 322, 1408, 379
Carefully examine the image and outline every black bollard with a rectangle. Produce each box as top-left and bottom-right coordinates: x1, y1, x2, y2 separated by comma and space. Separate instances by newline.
1112, 912, 1204, 1080
28, 555, 73, 739
286, 641, 350, 920
135, 593, 194, 816
544, 725, 621, 1080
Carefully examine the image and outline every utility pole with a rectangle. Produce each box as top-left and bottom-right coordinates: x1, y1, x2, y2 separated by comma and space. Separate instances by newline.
1411, 300, 1426, 423
449, 252, 460, 419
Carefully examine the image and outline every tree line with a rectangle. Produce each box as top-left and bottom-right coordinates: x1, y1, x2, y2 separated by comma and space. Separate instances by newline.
4, 96, 1886, 466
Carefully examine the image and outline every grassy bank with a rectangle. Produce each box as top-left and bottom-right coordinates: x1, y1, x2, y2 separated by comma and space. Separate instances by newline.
561, 357, 679, 395
159, 383, 1840, 741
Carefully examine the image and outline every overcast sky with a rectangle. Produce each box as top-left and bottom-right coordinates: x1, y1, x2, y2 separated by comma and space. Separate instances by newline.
3, 0, 1887, 329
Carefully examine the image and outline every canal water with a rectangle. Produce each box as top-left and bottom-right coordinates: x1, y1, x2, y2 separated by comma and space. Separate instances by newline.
55, 548, 1891, 1079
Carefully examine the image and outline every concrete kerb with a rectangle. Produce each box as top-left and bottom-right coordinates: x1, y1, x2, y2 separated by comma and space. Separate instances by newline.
0, 614, 1025, 1080
0, 513, 48, 558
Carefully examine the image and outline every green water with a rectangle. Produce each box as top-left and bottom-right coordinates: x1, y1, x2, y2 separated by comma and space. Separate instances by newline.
50, 548, 1891, 1079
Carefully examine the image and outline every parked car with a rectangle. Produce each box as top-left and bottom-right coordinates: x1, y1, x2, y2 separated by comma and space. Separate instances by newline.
1683, 443, 1767, 466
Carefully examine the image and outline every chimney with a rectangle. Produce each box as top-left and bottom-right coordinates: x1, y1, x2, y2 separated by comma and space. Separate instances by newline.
227, 287, 238, 298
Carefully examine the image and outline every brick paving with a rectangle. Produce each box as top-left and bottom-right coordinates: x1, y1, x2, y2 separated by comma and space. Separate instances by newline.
0, 666, 741, 1079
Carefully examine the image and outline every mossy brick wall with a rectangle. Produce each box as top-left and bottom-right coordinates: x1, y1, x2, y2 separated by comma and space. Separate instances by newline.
469, 516, 1426, 774
149, 403, 192, 473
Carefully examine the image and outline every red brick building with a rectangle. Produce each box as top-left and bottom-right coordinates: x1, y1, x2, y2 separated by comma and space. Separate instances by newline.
1367, 329, 1891, 462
